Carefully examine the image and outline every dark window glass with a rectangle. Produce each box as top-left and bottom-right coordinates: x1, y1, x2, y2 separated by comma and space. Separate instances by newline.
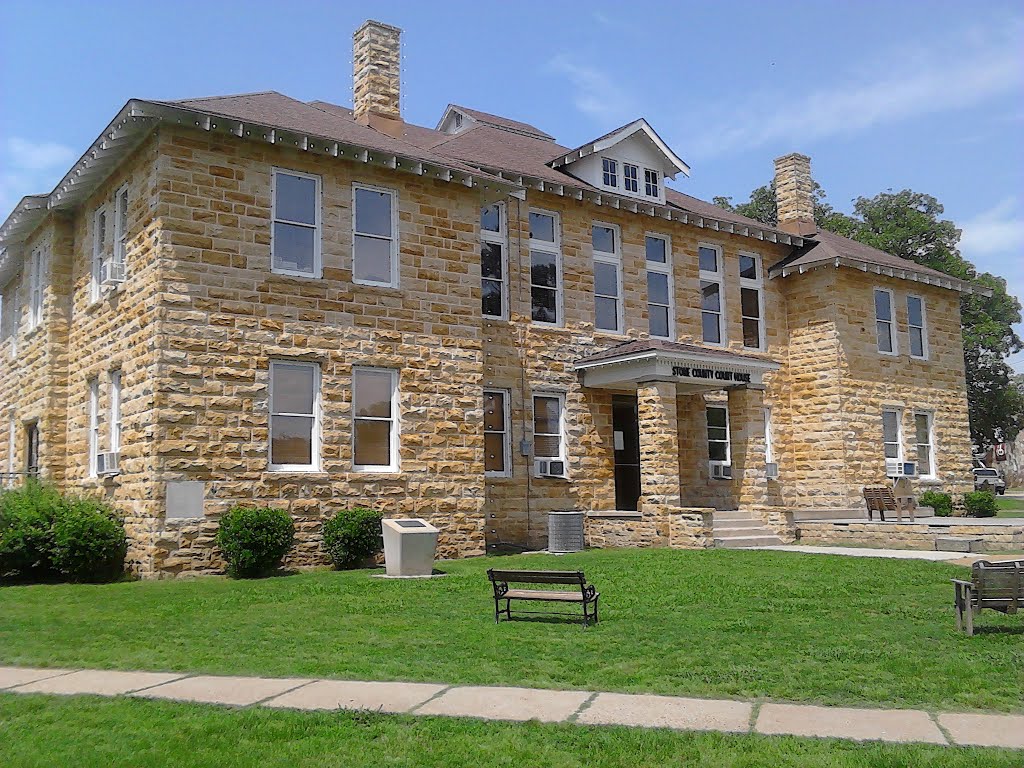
592, 225, 616, 254
480, 205, 501, 233
275, 173, 317, 225
645, 236, 666, 263
698, 246, 718, 273
354, 188, 392, 237
529, 212, 555, 242
739, 254, 757, 280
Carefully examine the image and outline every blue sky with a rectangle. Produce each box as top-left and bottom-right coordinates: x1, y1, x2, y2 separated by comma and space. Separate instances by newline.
1, 0, 1022, 367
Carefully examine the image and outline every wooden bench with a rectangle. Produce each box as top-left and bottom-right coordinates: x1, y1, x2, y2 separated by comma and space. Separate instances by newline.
863, 485, 915, 523
952, 560, 1023, 636
487, 569, 599, 627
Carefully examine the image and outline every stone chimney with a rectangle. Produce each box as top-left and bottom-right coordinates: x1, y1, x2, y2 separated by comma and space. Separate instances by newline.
352, 20, 403, 138
773, 153, 816, 236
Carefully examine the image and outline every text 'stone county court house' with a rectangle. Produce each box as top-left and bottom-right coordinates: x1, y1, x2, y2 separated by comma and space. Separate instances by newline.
0, 21, 984, 576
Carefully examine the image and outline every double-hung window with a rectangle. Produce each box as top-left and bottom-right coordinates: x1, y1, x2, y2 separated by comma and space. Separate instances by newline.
707, 406, 730, 466
764, 406, 775, 465
269, 361, 320, 471
88, 378, 99, 477
353, 184, 398, 286
272, 168, 321, 277
644, 168, 660, 198
27, 245, 44, 331
480, 204, 506, 319
483, 389, 510, 477
882, 408, 903, 467
7, 411, 15, 474
352, 367, 399, 472
91, 207, 107, 303
874, 288, 896, 354
592, 223, 622, 333
112, 184, 129, 277
645, 234, 673, 338
914, 412, 935, 478
623, 164, 639, 193
529, 210, 561, 325
699, 244, 724, 345
533, 393, 566, 473
739, 253, 764, 350
109, 371, 122, 455
907, 295, 927, 359
602, 158, 618, 188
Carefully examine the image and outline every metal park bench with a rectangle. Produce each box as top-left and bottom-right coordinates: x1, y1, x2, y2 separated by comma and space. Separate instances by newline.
487, 569, 599, 627
952, 560, 1023, 636
863, 485, 915, 523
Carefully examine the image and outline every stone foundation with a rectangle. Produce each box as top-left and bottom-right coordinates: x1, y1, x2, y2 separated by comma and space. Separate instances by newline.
796, 520, 1024, 552
585, 507, 713, 550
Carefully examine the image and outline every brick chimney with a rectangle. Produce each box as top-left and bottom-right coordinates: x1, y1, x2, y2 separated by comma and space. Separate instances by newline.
774, 153, 816, 236
352, 20, 403, 138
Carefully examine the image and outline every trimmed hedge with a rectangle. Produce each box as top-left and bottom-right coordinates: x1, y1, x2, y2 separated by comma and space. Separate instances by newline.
323, 508, 383, 569
0, 481, 126, 582
215, 506, 295, 578
963, 491, 998, 518
918, 490, 953, 517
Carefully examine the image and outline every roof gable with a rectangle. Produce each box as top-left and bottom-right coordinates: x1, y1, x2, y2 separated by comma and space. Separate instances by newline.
549, 119, 690, 178
436, 104, 554, 140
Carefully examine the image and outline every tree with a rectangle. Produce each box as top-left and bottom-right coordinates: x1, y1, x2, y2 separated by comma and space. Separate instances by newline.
716, 185, 1024, 448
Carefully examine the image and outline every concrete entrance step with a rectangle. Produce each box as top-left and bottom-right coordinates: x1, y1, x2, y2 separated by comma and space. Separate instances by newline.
713, 510, 753, 522
712, 519, 766, 531
715, 535, 786, 548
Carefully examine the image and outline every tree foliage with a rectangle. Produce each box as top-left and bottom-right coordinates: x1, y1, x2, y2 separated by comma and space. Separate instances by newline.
715, 183, 1024, 448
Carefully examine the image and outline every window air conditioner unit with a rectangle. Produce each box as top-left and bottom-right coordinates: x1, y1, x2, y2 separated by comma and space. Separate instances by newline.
710, 463, 732, 480
885, 460, 917, 478
534, 459, 566, 478
901, 462, 917, 478
100, 260, 126, 288
96, 451, 121, 477
765, 462, 779, 479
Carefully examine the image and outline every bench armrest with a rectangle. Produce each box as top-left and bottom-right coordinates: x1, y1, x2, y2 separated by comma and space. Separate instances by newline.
950, 579, 974, 588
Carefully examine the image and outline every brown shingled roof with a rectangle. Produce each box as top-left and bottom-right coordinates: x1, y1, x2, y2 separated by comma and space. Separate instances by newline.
446, 105, 554, 140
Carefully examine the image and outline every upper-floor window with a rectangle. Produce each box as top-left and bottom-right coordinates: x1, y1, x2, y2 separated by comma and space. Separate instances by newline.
644, 168, 660, 197
272, 168, 321, 278
601, 158, 618, 188
529, 210, 561, 325
1, 281, 17, 358
874, 288, 896, 355
269, 360, 320, 471
91, 207, 107, 303
739, 253, 764, 350
646, 234, 673, 339
907, 295, 927, 359
623, 163, 639, 193
484, 389, 511, 477
699, 244, 724, 345
27, 245, 45, 331
111, 184, 129, 280
352, 367, 399, 472
592, 223, 622, 333
353, 184, 398, 287
480, 204, 506, 319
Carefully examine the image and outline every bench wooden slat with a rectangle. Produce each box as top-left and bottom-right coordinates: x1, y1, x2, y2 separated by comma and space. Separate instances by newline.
488, 569, 584, 585
504, 589, 589, 602
953, 559, 1023, 635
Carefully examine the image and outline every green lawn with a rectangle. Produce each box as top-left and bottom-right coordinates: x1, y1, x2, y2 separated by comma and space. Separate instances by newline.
995, 495, 1024, 517
3, 549, 1022, 713
1, 694, 1019, 768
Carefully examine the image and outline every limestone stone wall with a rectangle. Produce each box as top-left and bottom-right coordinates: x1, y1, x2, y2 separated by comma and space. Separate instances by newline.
797, 521, 1024, 552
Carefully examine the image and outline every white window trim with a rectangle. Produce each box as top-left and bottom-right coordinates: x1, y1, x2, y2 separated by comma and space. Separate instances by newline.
88, 378, 99, 477
532, 392, 567, 474
643, 167, 662, 200
484, 388, 512, 478
622, 162, 639, 194
763, 406, 774, 465
601, 157, 618, 189
645, 232, 674, 340
352, 182, 399, 288
907, 294, 929, 360
90, 207, 107, 304
271, 167, 323, 279
592, 221, 624, 334
597, 156, 664, 202
698, 242, 726, 347
268, 360, 322, 472
113, 183, 129, 269
882, 407, 904, 464
707, 405, 731, 469
7, 411, 15, 474
27, 245, 44, 332
914, 410, 936, 479
352, 367, 400, 473
109, 370, 122, 453
480, 203, 508, 320
738, 251, 766, 351
874, 287, 898, 356
6, 284, 18, 360
529, 208, 563, 327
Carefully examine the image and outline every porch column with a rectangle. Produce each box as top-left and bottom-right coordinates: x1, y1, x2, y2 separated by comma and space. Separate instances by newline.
727, 385, 767, 508
637, 381, 681, 512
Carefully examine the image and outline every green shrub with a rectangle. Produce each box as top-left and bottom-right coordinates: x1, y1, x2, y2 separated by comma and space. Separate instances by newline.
963, 491, 998, 518
918, 490, 953, 517
50, 499, 128, 582
322, 508, 383, 569
215, 506, 295, 577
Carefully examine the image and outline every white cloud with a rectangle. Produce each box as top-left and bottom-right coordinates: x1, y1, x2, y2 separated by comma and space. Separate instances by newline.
6, 137, 76, 171
547, 54, 637, 127
959, 197, 1024, 256
0, 137, 76, 218
685, 20, 1024, 159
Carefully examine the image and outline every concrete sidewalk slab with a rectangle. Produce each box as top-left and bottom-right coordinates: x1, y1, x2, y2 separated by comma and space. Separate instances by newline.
753, 545, 969, 561
939, 713, 1024, 749
577, 692, 751, 733
13, 669, 185, 696
265, 680, 445, 714
416, 685, 590, 723
132, 675, 311, 707
0, 666, 75, 690
756, 703, 947, 744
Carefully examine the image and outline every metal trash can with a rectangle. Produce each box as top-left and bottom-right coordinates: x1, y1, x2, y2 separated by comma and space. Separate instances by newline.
382, 518, 440, 577
548, 510, 584, 553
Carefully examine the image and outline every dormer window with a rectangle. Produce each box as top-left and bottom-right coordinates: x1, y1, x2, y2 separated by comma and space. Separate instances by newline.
602, 158, 617, 188
454, 112, 463, 130
644, 168, 660, 197
623, 164, 639, 193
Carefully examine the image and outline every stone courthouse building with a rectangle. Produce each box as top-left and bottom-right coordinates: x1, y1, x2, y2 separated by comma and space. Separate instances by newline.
0, 21, 984, 576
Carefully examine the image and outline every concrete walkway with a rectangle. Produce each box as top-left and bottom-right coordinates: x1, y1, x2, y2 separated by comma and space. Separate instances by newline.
752, 544, 985, 561
2, 665, 1022, 750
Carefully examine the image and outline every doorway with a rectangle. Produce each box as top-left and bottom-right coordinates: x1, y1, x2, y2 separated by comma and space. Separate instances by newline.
612, 395, 641, 511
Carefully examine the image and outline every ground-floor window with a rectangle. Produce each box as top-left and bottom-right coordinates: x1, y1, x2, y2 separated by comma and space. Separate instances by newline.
88, 378, 99, 477
763, 406, 774, 464
706, 405, 731, 478
914, 411, 935, 478
352, 367, 398, 472
483, 389, 510, 477
882, 408, 903, 472
269, 361, 320, 471
25, 421, 39, 476
533, 393, 566, 477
